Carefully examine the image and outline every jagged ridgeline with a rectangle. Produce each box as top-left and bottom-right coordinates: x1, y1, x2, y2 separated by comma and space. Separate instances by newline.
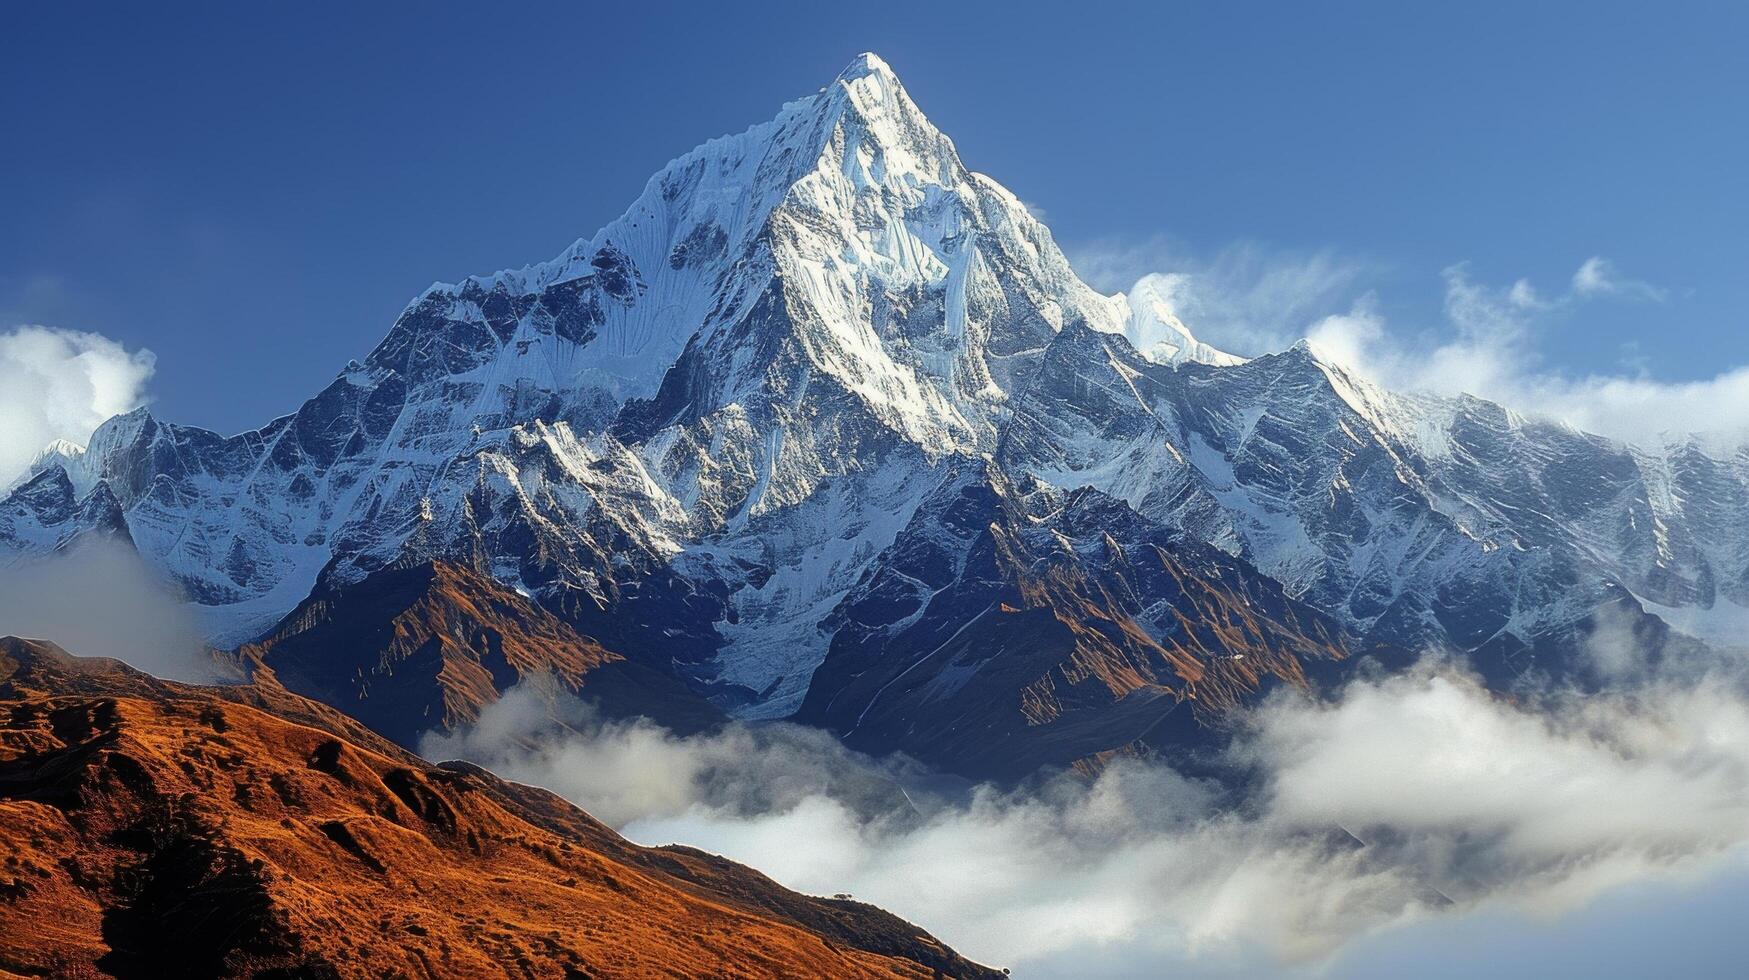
4, 54, 1746, 779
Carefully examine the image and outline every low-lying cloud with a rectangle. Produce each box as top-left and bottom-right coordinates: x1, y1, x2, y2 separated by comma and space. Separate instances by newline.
421, 643, 1749, 977
0, 540, 215, 682
0, 324, 155, 485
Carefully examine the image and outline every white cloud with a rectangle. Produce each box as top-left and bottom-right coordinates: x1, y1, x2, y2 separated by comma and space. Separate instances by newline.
421, 650, 1749, 978
1069, 237, 1370, 357
1302, 260, 1749, 446
1252, 669, 1749, 872
419, 679, 935, 827
1572, 255, 1666, 301
0, 325, 155, 484
1519, 369, 1749, 450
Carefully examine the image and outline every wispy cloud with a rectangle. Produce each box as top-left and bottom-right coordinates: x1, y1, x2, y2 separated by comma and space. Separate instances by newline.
1571, 255, 1666, 302
0, 325, 155, 483
1073, 235, 1738, 447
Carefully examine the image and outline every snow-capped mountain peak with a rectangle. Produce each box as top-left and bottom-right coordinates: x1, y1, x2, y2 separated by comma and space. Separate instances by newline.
835, 50, 897, 83
5, 54, 1746, 761
0, 55, 1145, 646
34, 438, 86, 461
4, 438, 88, 495
1117, 276, 1245, 367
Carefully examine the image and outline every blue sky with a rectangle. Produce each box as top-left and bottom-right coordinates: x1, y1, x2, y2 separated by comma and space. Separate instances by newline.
4, 1, 1746, 437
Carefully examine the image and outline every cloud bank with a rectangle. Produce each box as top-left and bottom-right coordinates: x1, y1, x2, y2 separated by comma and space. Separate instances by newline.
0, 540, 215, 682
0, 325, 155, 484
421, 642, 1749, 977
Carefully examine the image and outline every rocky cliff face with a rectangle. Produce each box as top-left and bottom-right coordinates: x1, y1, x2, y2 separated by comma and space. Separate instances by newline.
237, 560, 725, 748
0, 637, 998, 978
4, 54, 1747, 779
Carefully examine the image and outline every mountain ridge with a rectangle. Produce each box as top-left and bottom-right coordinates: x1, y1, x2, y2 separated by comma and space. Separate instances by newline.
236, 559, 726, 748
4, 53, 1747, 779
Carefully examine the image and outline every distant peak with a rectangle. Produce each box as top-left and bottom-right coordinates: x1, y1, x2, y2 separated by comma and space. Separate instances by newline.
32, 438, 86, 463
835, 52, 896, 84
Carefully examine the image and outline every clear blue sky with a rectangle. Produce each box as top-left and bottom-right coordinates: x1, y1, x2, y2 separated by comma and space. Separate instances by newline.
4, 1, 1745, 434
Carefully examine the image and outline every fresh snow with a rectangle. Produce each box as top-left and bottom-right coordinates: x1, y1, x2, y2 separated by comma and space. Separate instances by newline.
4, 53, 1747, 715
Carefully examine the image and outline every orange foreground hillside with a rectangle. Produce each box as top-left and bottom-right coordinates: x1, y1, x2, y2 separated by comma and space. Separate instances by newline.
0, 637, 998, 979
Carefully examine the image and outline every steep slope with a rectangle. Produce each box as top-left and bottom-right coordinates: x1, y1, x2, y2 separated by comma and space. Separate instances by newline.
796, 464, 1349, 780
0, 637, 998, 979
0, 54, 1182, 715
0, 465, 130, 553
237, 560, 725, 748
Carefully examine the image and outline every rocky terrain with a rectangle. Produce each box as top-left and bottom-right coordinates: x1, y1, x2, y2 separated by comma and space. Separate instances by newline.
0, 636, 997, 978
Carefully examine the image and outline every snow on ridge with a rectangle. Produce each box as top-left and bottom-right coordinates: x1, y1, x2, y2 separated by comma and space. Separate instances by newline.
8, 53, 1746, 716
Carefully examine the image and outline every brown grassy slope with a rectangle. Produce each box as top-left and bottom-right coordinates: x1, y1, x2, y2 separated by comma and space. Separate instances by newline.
236, 560, 725, 748
0, 637, 999, 979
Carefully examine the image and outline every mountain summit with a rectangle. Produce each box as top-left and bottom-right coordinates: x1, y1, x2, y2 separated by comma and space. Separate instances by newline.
4, 55, 1746, 777
2, 54, 1214, 651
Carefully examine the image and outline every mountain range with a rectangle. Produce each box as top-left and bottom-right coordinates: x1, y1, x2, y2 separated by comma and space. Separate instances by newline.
4, 53, 1747, 780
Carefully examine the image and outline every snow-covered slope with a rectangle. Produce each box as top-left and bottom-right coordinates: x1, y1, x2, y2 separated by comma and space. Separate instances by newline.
4, 54, 1746, 767
999, 325, 1749, 675
0, 55, 1200, 705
